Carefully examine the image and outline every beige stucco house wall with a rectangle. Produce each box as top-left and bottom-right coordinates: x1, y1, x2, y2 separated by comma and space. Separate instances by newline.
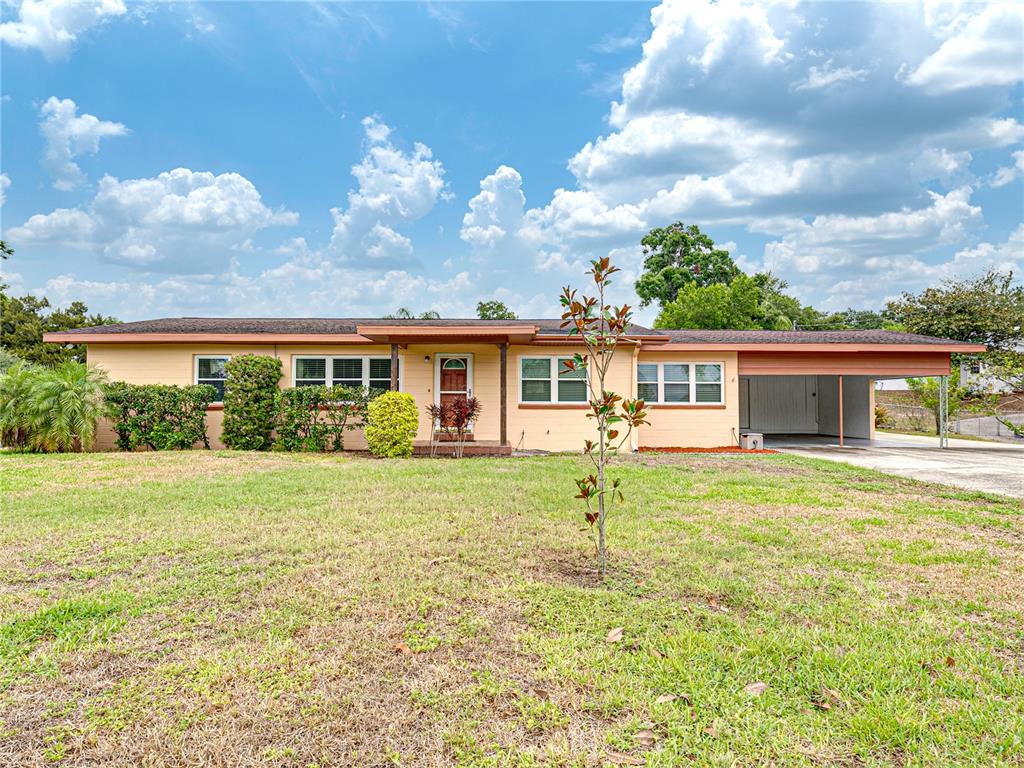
86, 341, 741, 452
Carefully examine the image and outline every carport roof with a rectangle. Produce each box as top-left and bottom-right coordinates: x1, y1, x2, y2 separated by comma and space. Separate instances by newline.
664, 329, 973, 346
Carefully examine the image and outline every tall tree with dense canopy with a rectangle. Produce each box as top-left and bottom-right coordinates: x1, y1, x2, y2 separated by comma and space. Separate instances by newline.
887, 271, 1023, 350
888, 271, 1024, 393
655, 274, 762, 330
476, 300, 517, 320
634, 222, 740, 307
0, 285, 116, 365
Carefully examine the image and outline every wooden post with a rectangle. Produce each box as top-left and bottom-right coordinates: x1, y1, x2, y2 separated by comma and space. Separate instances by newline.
838, 374, 844, 448
499, 342, 508, 446
390, 343, 399, 391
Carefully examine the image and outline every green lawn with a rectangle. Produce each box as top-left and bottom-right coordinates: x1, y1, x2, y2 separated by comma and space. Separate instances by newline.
1, 451, 1022, 767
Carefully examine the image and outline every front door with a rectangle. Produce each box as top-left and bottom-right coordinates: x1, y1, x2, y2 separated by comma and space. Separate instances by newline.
439, 357, 470, 425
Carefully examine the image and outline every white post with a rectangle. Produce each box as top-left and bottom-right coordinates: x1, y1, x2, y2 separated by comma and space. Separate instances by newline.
938, 375, 948, 449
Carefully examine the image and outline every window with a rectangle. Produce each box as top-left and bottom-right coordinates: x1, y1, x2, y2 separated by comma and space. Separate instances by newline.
195, 356, 229, 402
969, 361, 982, 375
295, 358, 327, 387
520, 356, 587, 403
293, 356, 400, 391
637, 361, 723, 404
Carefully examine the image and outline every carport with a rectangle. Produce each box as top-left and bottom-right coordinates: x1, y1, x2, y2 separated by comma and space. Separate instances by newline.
737, 346, 966, 447
649, 330, 985, 450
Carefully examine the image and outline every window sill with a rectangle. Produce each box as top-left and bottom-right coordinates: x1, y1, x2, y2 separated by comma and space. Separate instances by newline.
518, 403, 590, 409
648, 404, 726, 409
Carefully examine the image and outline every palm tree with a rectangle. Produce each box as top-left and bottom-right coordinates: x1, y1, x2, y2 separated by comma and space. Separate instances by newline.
0, 361, 37, 449
384, 308, 441, 319
27, 362, 109, 452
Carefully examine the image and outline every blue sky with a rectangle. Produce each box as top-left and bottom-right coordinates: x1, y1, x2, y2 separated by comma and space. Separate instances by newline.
1, 0, 1022, 324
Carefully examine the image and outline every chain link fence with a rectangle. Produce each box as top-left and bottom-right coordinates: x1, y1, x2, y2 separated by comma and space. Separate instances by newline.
877, 400, 1024, 442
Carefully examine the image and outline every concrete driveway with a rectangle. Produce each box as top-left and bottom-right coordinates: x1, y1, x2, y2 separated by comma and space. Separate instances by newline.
770, 433, 1024, 500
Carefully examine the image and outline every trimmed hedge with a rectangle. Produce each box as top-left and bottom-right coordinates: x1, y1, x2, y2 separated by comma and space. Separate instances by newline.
273, 385, 370, 452
365, 391, 418, 458
221, 355, 282, 450
106, 382, 217, 450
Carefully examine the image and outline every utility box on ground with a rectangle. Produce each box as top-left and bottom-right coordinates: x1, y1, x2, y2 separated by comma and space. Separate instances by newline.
740, 433, 764, 450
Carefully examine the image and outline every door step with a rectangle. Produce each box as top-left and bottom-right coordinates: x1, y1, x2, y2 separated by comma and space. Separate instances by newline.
433, 432, 475, 442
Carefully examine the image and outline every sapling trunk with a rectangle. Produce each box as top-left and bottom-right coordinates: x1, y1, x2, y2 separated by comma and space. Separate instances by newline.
560, 256, 649, 582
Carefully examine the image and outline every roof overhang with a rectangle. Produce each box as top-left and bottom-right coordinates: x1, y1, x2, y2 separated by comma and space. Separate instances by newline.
659, 342, 985, 353
355, 324, 540, 344
42, 332, 375, 345
736, 349, 976, 377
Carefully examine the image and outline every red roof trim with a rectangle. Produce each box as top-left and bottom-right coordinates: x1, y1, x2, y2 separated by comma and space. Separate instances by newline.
42, 332, 376, 344
655, 342, 985, 353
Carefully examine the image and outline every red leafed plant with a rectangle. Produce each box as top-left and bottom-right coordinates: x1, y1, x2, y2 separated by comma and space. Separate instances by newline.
560, 257, 649, 578
426, 396, 482, 458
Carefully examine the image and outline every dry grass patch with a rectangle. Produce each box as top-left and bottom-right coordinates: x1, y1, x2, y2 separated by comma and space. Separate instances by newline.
1, 450, 1021, 767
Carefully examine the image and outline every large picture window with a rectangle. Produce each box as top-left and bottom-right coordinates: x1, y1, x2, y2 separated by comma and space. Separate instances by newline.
292, 356, 400, 391
637, 362, 723, 404
195, 356, 229, 402
520, 356, 588, 403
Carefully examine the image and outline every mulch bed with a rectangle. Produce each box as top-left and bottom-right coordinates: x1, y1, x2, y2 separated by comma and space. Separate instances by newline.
638, 446, 779, 454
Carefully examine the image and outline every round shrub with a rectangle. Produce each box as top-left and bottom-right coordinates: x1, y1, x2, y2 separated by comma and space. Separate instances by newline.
365, 391, 418, 458
221, 354, 282, 451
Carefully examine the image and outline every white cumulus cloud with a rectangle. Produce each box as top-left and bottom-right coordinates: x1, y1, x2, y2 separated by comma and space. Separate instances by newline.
8, 168, 298, 271
460, 165, 526, 250
0, 173, 10, 206
991, 150, 1024, 189
325, 115, 448, 266
907, 3, 1024, 93
0, 0, 125, 60
39, 96, 128, 190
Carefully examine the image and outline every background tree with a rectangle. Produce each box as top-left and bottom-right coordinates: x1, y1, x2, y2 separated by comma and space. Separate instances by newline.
561, 257, 648, 579
887, 271, 1023, 349
476, 300, 517, 320
634, 222, 740, 307
906, 368, 974, 434
889, 270, 1024, 394
1, 284, 116, 365
983, 350, 1024, 393
634, 223, 893, 332
383, 307, 441, 319
1, 240, 13, 260
0, 349, 23, 374
655, 274, 761, 330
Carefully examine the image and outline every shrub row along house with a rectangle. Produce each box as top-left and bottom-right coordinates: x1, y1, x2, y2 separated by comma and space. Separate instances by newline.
43, 318, 982, 453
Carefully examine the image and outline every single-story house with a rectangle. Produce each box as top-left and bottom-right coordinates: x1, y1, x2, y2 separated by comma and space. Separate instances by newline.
44, 318, 984, 453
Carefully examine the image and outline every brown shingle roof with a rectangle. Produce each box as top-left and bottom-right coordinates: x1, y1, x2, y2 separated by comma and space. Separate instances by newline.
50, 317, 658, 336
45, 318, 974, 347
664, 329, 968, 345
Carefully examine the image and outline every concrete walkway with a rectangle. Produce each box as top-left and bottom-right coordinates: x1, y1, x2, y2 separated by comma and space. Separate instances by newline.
771, 433, 1024, 500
